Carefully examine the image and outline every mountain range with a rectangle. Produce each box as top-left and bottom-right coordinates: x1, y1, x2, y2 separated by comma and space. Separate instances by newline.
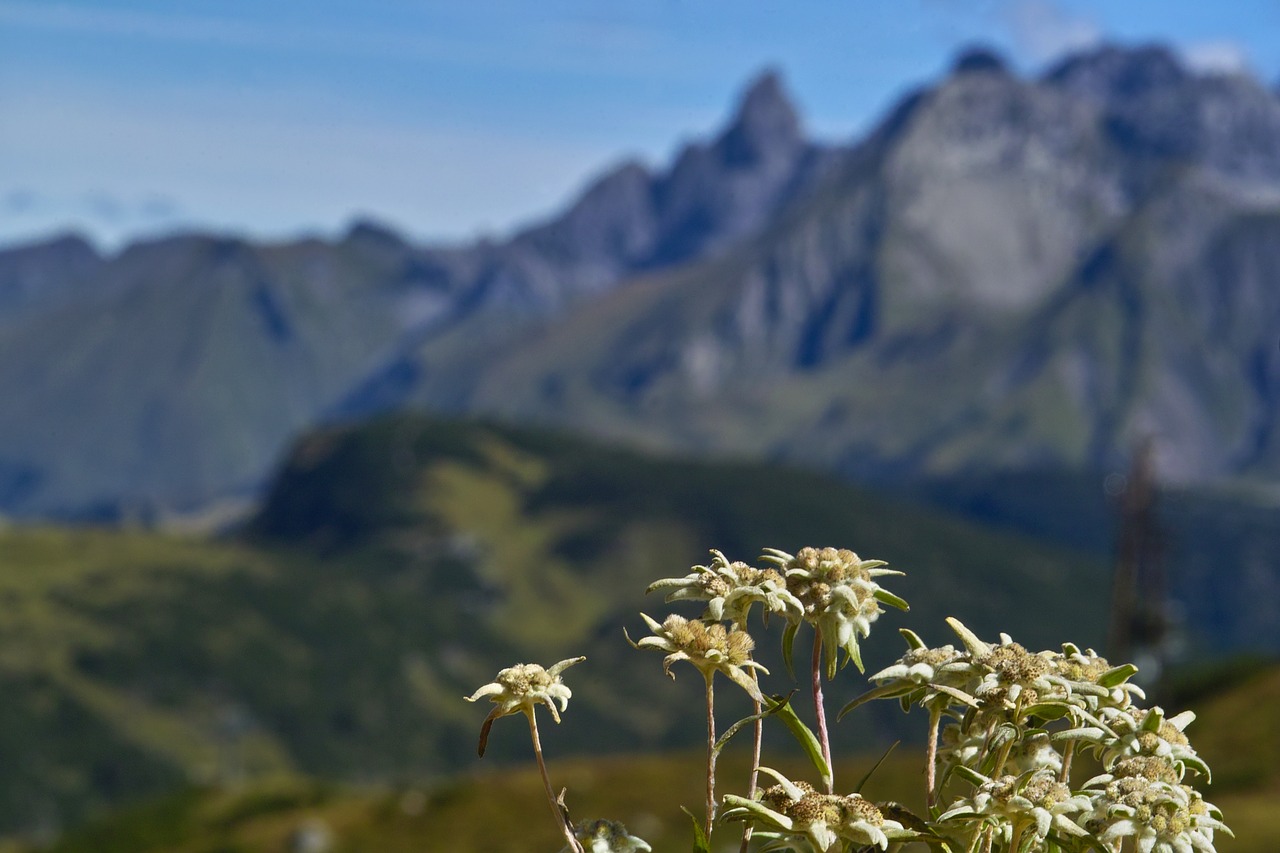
2, 43, 1279, 527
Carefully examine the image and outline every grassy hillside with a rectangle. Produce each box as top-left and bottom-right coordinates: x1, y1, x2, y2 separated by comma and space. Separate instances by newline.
25, 661, 1280, 853
0, 414, 1114, 841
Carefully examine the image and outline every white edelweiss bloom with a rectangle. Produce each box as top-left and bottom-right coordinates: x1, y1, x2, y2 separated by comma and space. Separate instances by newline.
761, 546, 907, 677
646, 549, 803, 625
626, 613, 767, 700
562, 818, 652, 853
1085, 758, 1229, 853
465, 657, 586, 756
1099, 707, 1210, 779
939, 770, 1091, 844
721, 767, 905, 853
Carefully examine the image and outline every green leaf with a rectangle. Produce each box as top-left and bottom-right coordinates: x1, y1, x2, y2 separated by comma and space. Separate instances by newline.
713, 707, 771, 758
900, 628, 927, 650
932, 684, 980, 708
681, 806, 711, 853
874, 587, 910, 611
854, 740, 899, 793
847, 639, 865, 674
1050, 726, 1106, 743
782, 621, 799, 680
767, 694, 832, 791
952, 764, 989, 786
836, 682, 918, 720
944, 617, 990, 657
1098, 663, 1139, 688
1182, 754, 1213, 783
1022, 701, 1072, 721
1140, 707, 1165, 733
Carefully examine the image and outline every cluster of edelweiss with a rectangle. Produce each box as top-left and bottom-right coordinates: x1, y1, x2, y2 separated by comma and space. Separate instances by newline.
467, 546, 1229, 853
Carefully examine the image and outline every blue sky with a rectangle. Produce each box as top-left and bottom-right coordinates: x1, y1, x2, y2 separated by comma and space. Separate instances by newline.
2, 0, 1277, 250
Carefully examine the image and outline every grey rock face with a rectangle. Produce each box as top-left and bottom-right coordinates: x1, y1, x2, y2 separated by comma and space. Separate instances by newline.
4, 44, 1280, 521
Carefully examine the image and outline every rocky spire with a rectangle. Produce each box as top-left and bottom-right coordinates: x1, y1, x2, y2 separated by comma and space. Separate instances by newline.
716, 68, 804, 167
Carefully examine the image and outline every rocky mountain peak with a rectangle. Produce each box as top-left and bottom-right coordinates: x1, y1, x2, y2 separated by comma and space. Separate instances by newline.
951, 45, 1011, 77
717, 68, 804, 167
1043, 43, 1188, 100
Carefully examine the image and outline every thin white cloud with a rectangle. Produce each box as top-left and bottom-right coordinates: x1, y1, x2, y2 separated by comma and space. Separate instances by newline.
1002, 0, 1101, 64
1181, 39, 1252, 76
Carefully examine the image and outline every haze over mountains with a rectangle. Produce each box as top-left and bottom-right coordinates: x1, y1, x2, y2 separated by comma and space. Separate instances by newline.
2, 42, 1280, 522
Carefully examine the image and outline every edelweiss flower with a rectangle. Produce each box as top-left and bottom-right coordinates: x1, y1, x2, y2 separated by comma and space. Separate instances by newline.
1098, 707, 1211, 780
647, 549, 803, 625
1053, 643, 1146, 711
761, 547, 907, 676
721, 767, 905, 852
465, 657, 585, 754
627, 613, 766, 700
938, 769, 1091, 844
562, 819, 652, 853
1084, 758, 1230, 853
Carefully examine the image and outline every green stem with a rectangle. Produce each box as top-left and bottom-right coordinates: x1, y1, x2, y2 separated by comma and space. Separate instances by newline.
811, 628, 834, 793
527, 710, 583, 853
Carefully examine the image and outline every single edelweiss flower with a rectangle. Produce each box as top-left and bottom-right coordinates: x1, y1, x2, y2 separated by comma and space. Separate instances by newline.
761, 546, 907, 676
938, 769, 1091, 843
1084, 761, 1230, 853
465, 657, 585, 755
627, 613, 767, 699
721, 767, 906, 852
561, 818, 652, 853
1053, 643, 1146, 710
647, 549, 803, 625
1098, 707, 1211, 780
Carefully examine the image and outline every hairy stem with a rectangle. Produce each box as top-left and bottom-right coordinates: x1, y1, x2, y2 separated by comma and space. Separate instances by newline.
1060, 739, 1076, 785
527, 711, 583, 853
926, 703, 942, 811
812, 628, 834, 793
705, 673, 717, 843
739, 676, 763, 853
1009, 820, 1027, 853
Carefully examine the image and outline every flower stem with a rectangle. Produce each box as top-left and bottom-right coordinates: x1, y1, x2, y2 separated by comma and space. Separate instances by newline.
527, 710, 583, 853
925, 703, 942, 811
705, 673, 717, 843
739, 679, 763, 853
1009, 820, 1027, 853
812, 627, 834, 794
1060, 739, 1076, 785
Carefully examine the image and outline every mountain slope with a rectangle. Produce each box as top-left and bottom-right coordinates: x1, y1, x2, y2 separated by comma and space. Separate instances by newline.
386, 46, 1280, 491
1, 45, 1278, 524
0, 415, 1110, 837
0, 72, 830, 519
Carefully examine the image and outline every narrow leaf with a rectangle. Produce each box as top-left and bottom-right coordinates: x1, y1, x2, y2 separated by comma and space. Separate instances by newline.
945, 617, 991, 657
932, 684, 980, 708
1098, 663, 1139, 688
782, 621, 799, 680
1140, 707, 1165, 733
900, 628, 927, 650
874, 588, 910, 611
476, 708, 501, 758
837, 683, 913, 720
713, 707, 772, 758
854, 741, 899, 793
681, 806, 712, 853
767, 694, 832, 790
